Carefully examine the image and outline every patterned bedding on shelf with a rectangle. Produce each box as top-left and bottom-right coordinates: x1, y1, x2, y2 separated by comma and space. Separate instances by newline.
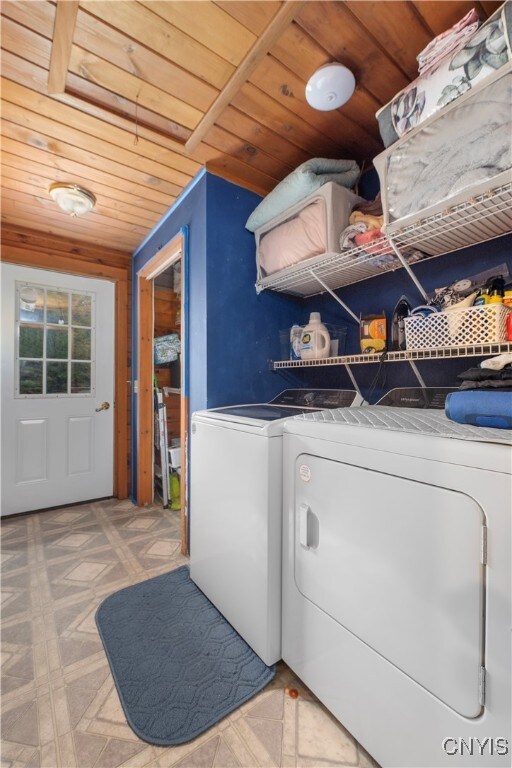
376, 3, 511, 148
375, 70, 511, 224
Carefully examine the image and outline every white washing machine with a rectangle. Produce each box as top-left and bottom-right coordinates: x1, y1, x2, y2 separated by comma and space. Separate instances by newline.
189, 388, 364, 665
282, 394, 511, 767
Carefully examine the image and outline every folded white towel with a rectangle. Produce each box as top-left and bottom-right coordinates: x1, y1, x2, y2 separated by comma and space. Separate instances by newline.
481, 352, 512, 370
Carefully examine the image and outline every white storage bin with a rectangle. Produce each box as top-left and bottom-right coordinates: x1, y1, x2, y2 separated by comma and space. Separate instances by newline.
255, 182, 362, 280
404, 304, 512, 350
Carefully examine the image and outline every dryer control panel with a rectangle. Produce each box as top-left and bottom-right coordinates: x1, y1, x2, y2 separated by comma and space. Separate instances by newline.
377, 387, 457, 409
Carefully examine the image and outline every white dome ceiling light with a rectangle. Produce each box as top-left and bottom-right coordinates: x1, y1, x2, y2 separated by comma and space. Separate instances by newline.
305, 63, 356, 111
49, 183, 96, 217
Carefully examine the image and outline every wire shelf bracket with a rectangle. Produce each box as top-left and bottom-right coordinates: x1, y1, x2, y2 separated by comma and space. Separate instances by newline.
408, 359, 427, 388
344, 363, 362, 396
387, 237, 428, 301
307, 269, 359, 322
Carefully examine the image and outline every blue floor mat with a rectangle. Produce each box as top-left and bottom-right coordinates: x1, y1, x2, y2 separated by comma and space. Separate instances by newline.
96, 565, 275, 745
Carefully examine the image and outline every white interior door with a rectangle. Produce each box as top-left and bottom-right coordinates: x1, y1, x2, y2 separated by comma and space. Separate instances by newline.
1, 264, 115, 516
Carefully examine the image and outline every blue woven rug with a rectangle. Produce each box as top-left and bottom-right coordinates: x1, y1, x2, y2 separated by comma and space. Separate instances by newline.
96, 566, 275, 745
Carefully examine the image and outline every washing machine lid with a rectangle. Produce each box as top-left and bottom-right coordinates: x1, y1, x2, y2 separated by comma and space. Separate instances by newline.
205, 403, 312, 422
194, 389, 361, 430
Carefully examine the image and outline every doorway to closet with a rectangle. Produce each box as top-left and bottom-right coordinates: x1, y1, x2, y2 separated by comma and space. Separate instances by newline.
137, 232, 188, 553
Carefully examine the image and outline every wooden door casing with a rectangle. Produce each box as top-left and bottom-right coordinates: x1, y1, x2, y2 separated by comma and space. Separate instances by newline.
137, 232, 188, 554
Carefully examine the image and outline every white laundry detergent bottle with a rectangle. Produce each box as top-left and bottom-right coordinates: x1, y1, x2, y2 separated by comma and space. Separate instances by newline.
300, 312, 331, 360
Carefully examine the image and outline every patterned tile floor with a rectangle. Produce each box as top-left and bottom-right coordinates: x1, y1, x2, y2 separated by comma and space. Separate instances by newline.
1, 499, 379, 768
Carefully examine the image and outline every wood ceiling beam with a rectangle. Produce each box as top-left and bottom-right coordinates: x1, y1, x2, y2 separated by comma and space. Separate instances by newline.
48, 0, 79, 94
185, 0, 306, 154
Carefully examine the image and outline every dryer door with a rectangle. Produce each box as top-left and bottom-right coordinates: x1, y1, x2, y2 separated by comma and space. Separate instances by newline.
294, 455, 485, 718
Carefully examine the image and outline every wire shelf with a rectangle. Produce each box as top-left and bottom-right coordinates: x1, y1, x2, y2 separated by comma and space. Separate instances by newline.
273, 343, 512, 369
255, 183, 512, 298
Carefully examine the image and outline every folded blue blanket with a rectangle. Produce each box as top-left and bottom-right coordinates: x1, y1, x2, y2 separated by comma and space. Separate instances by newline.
246, 158, 360, 232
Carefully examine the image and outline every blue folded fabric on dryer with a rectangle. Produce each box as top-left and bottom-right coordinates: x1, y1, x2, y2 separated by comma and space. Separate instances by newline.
445, 390, 512, 429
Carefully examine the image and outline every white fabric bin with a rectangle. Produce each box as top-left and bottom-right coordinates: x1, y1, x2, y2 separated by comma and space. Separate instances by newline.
255, 182, 362, 280
374, 66, 511, 233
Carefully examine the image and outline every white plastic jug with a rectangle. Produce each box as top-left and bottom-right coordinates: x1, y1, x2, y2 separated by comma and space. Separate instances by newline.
300, 312, 331, 359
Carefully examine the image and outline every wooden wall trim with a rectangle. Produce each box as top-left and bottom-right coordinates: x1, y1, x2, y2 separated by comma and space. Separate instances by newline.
138, 238, 182, 279
2, 225, 132, 264
136, 277, 154, 506
2, 232, 130, 500
2, 245, 127, 282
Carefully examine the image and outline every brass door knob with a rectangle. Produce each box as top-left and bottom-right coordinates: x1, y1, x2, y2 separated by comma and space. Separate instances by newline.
95, 401, 110, 412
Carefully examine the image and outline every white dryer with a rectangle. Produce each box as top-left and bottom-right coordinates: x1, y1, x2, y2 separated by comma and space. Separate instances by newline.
190, 388, 363, 665
282, 396, 511, 767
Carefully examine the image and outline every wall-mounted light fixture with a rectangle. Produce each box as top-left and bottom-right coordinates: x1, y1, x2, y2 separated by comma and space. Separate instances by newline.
49, 183, 96, 217
305, 63, 355, 111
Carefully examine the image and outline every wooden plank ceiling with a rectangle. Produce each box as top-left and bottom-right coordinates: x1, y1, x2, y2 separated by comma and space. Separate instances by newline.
1, 0, 501, 253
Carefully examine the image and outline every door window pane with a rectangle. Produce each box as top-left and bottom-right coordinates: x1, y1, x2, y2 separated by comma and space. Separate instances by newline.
47, 327, 68, 359
71, 363, 91, 394
19, 286, 44, 323
46, 291, 69, 325
19, 360, 43, 395
72, 328, 91, 360
72, 294, 92, 327
19, 326, 44, 358
16, 283, 95, 397
47, 362, 68, 394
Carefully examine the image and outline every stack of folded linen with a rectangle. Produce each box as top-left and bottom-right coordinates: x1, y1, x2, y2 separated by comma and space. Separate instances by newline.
339, 193, 385, 251
417, 8, 480, 75
339, 194, 423, 267
339, 211, 385, 251
457, 353, 512, 391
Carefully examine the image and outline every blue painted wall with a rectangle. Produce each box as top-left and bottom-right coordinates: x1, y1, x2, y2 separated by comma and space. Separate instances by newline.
204, 173, 303, 407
